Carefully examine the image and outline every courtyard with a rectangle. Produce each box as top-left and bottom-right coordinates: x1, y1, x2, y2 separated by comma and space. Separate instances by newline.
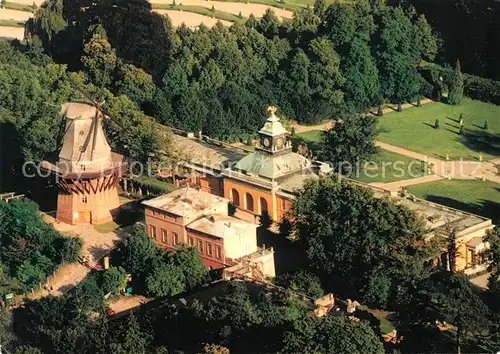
377, 98, 500, 160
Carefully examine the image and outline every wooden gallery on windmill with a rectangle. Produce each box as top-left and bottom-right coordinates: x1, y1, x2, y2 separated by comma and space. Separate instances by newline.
42, 102, 127, 225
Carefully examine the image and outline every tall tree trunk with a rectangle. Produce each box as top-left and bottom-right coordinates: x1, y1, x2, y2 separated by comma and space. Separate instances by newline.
397, 103, 402, 112
377, 104, 383, 116
457, 325, 461, 354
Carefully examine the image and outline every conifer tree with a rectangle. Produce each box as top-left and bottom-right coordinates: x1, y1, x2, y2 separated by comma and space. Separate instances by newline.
449, 60, 464, 105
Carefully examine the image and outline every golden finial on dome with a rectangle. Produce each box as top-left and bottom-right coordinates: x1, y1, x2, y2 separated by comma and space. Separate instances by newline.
267, 106, 277, 115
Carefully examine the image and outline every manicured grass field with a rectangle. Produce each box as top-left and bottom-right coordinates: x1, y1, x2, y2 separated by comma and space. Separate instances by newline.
407, 179, 500, 221
295, 130, 425, 183
295, 130, 323, 143
377, 98, 500, 160
351, 150, 425, 183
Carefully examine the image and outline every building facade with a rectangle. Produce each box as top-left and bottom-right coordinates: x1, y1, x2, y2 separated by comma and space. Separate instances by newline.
165, 106, 493, 276
142, 188, 259, 269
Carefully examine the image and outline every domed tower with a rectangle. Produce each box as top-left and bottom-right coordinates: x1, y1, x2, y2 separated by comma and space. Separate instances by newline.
232, 106, 310, 180
42, 102, 127, 225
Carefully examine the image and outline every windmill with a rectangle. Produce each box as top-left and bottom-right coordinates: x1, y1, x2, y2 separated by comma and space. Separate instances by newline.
40, 78, 128, 225
68, 78, 124, 163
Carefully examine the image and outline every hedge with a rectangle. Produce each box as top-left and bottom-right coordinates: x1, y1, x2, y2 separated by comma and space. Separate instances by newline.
419, 65, 500, 105
463, 75, 500, 105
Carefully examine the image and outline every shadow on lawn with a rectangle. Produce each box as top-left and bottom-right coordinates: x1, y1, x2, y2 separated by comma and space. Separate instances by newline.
422, 122, 435, 129
421, 195, 500, 222
459, 130, 500, 157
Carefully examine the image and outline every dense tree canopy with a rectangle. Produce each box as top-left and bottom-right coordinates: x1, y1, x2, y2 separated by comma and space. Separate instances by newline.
25, 0, 437, 136
0, 199, 81, 292
290, 177, 434, 307
114, 226, 209, 297
319, 115, 378, 173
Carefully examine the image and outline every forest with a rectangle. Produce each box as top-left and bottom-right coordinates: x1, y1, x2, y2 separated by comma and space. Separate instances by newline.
26, 0, 437, 140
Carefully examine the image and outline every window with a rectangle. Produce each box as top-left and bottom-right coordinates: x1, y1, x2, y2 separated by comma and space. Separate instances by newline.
161, 229, 168, 243
231, 189, 240, 206
198, 240, 203, 253
82, 196, 88, 203
216, 246, 222, 259
207, 242, 213, 256
173, 232, 179, 245
189, 237, 194, 246
150, 225, 157, 238
245, 193, 254, 212
260, 197, 268, 213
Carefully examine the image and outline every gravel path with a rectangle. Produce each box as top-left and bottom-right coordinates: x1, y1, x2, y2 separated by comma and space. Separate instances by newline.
151, 0, 293, 19
0, 26, 24, 39
0, 8, 32, 21
155, 9, 232, 27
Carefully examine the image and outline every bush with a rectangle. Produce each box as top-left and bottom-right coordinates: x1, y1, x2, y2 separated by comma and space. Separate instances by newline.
61, 237, 83, 263
464, 74, 500, 105
102, 266, 128, 294
259, 210, 273, 229
420, 76, 434, 98
145, 262, 185, 297
420, 65, 500, 105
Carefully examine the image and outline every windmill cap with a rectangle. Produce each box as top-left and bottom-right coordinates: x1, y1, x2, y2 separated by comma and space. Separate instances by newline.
61, 102, 98, 120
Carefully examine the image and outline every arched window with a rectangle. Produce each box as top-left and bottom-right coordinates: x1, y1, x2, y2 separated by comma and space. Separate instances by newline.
245, 193, 254, 212
231, 188, 240, 206
260, 197, 268, 213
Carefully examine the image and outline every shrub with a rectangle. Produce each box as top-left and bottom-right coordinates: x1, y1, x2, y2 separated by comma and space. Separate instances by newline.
61, 237, 83, 263
259, 210, 273, 230
448, 60, 464, 105
464, 74, 500, 105
102, 266, 128, 294
420, 76, 434, 98
145, 262, 185, 297
434, 118, 439, 129
279, 217, 292, 238
420, 65, 500, 105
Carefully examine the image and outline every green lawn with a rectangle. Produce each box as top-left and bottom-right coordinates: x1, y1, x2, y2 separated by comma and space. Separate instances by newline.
351, 150, 425, 183
295, 130, 425, 183
296, 130, 323, 143
94, 221, 120, 233
377, 98, 500, 160
407, 179, 500, 221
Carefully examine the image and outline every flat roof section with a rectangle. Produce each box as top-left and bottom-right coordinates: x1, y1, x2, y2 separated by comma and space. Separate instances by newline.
187, 215, 257, 239
142, 187, 229, 217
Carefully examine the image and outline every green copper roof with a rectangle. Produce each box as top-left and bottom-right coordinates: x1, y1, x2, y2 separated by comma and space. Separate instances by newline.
258, 112, 288, 137
234, 151, 311, 180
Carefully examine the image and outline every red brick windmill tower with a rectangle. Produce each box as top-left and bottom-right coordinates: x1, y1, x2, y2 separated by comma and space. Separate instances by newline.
42, 99, 127, 225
